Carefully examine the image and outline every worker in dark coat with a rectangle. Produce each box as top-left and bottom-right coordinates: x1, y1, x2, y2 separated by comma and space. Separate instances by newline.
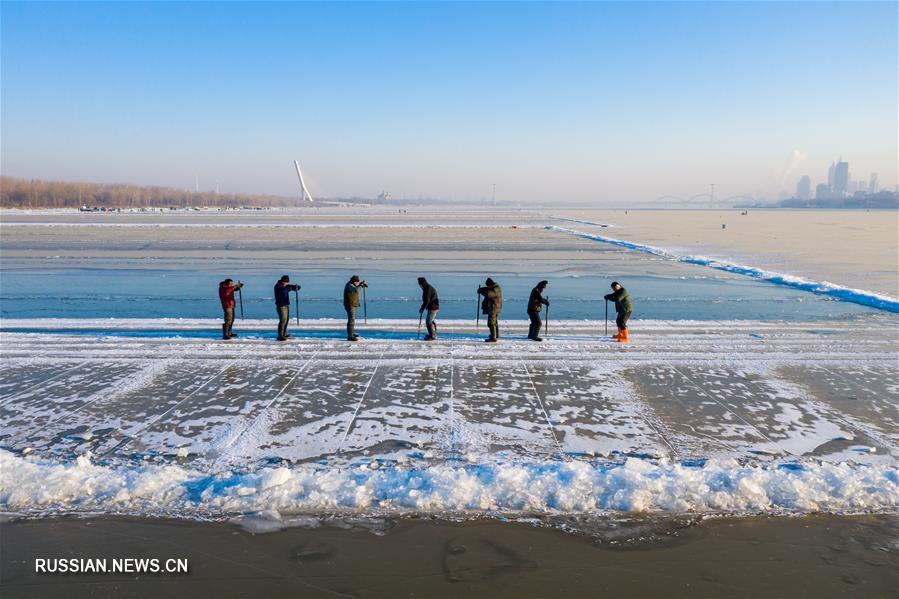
274, 275, 300, 341
343, 275, 366, 341
477, 278, 503, 342
218, 279, 244, 340
418, 277, 440, 341
527, 280, 549, 342
604, 281, 633, 342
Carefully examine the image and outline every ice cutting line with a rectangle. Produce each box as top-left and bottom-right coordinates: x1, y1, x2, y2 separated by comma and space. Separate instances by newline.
18, 359, 174, 445
336, 350, 385, 452
519, 360, 566, 457
667, 363, 783, 453
817, 365, 886, 406
448, 346, 455, 451
560, 361, 680, 459
101, 362, 235, 457
0, 360, 91, 405
212, 350, 320, 459
761, 369, 896, 454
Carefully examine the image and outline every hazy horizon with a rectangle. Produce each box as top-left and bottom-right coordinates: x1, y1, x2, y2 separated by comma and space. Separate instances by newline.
2, 1, 896, 204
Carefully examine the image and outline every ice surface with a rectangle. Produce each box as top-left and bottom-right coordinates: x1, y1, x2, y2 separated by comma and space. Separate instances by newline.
549, 226, 899, 312
0, 319, 896, 522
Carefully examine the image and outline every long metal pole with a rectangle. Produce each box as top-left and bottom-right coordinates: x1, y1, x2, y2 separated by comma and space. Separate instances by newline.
238, 281, 244, 320
363, 286, 367, 325
417, 312, 423, 340
605, 299, 609, 336
295, 289, 300, 325
476, 290, 480, 329
544, 296, 549, 336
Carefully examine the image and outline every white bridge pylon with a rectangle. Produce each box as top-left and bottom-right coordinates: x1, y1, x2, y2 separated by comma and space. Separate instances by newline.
294, 160, 314, 202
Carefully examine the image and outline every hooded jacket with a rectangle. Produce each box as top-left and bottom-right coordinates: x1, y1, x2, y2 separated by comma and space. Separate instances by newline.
604, 287, 632, 314
219, 281, 243, 310
274, 282, 299, 308
478, 283, 503, 316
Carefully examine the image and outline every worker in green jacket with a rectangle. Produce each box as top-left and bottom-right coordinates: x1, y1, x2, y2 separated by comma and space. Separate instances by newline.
604, 281, 633, 342
527, 280, 549, 342
343, 275, 367, 341
477, 278, 503, 342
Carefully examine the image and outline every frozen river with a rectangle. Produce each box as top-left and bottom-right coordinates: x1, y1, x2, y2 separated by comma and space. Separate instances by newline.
1, 210, 896, 527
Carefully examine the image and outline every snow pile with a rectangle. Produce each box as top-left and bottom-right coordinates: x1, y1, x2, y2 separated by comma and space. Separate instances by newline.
549, 226, 899, 313
2, 450, 896, 519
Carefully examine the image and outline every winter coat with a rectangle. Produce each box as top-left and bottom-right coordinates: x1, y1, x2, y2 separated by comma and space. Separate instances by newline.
527, 286, 549, 314
604, 287, 633, 314
219, 282, 243, 310
478, 284, 503, 316
420, 283, 439, 311
343, 281, 361, 310
274, 282, 299, 308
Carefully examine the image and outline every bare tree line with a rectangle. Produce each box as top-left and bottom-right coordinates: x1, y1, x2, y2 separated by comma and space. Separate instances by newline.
0, 177, 300, 209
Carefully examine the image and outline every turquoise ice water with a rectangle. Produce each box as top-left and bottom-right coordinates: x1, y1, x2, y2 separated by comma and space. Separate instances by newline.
0, 266, 877, 321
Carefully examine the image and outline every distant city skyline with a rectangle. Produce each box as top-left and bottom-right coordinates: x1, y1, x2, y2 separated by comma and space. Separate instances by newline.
791, 157, 882, 202
1, 1, 896, 204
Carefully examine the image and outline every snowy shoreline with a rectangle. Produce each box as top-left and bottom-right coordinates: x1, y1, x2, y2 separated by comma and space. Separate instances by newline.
548, 226, 899, 312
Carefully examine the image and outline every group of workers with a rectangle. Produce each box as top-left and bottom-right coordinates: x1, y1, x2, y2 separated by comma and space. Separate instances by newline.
217, 276, 633, 343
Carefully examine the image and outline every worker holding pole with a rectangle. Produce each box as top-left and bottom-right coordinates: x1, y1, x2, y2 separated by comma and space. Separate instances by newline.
604, 281, 633, 343
527, 280, 549, 342
274, 275, 300, 341
477, 278, 503, 342
218, 278, 244, 340
417, 277, 440, 341
344, 275, 367, 341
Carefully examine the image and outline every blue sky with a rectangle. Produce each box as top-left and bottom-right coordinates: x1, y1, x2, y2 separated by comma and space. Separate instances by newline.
2, 1, 896, 203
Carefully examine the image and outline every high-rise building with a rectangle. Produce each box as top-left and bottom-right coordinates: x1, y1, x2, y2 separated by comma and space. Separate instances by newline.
796, 175, 811, 200
833, 160, 849, 196
827, 162, 835, 188
815, 183, 830, 200
869, 173, 879, 194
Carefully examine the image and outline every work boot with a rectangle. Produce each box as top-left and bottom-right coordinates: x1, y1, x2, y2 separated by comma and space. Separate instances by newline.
222, 324, 229, 340
612, 327, 622, 339
277, 336, 287, 341
227, 326, 238, 338
532, 337, 543, 342
485, 337, 497, 343
618, 328, 629, 343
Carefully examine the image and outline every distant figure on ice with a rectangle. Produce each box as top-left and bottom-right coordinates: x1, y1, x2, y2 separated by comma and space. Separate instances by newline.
478, 278, 503, 342
274, 275, 300, 341
604, 281, 632, 343
344, 275, 367, 341
527, 280, 550, 342
418, 277, 440, 341
218, 278, 244, 339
